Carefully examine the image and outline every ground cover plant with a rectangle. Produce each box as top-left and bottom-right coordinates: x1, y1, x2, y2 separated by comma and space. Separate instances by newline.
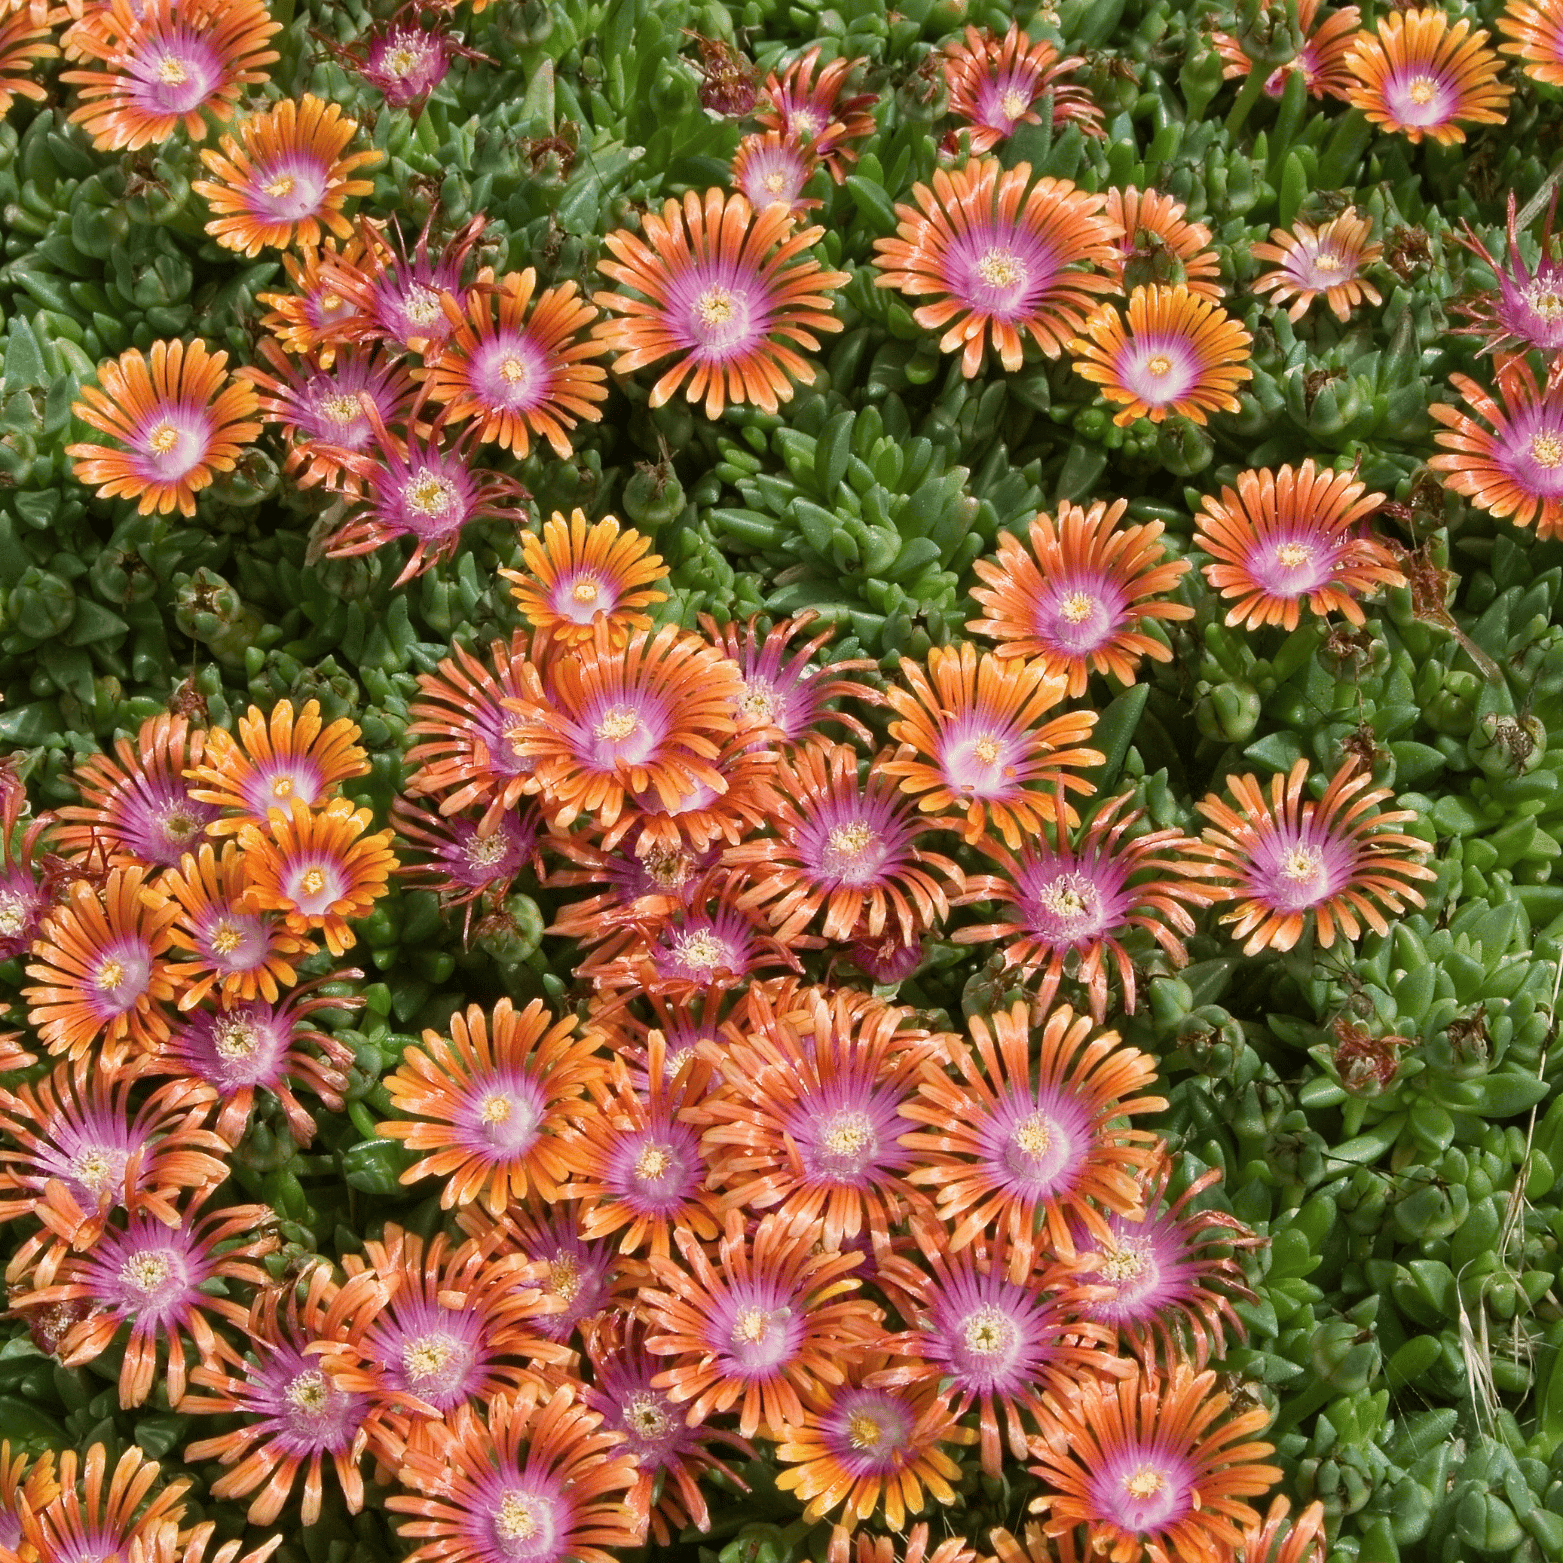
8, 0, 1563, 1560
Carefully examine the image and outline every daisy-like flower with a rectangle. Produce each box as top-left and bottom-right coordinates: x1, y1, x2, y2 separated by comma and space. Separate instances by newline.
1028, 1364, 1281, 1563
61, 0, 280, 153
420, 268, 607, 455
698, 985, 941, 1253
379, 997, 604, 1215
873, 1229, 1120, 1475
256, 231, 380, 361
901, 1001, 1165, 1276
1252, 209, 1383, 323
1430, 355, 1563, 539
1452, 191, 1563, 358
163, 976, 358, 1148
1072, 1162, 1259, 1369
392, 798, 538, 938
872, 158, 1119, 378
0, 770, 57, 961
1104, 187, 1223, 301
773, 1363, 974, 1549
1192, 459, 1404, 631
1243, 1496, 1328, 1563
0, 1444, 59, 1562
194, 93, 379, 256
1343, 9, 1511, 146
625, 730, 784, 857
388, 1383, 640, 1563
11, 1189, 277, 1409
53, 712, 216, 868
512, 620, 743, 833
883, 643, 1102, 847
12, 1446, 189, 1563
187, 699, 369, 831
954, 792, 1206, 1023
501, 510, 667, 650
1186, 756, 1434, 955
703, 610, 880, 746
595, 188, 849, 421
643, 1208, 882, 1439
321, 406, 530, 587
1213, 0, 1360, 101
239, 339, 416, 493
24, 867, 178, 1066
0, 0, 57, 119
326, 11, 489, 114
1070, 284, 1253, 425
183, 1266, 403, 1525
236, 798, 395, 956
584, 1315, 754, 1545
732, 132, 821, 215
66, 338, 263, 517
753, 46, 878, 178
144, 842, 313, 1011
968, 499, 1193, 698
943, 23, 1103, 153
1500, 0, 1563, 85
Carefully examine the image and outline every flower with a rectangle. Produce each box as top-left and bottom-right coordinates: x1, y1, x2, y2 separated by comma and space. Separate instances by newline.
1193, 459, 1404, 630
943, 23, 1102, 152
883, 643, 1102, 846
1027, 1364, 1281, 1563
1430, 355, 1563, 539
1452, 191, 1563, 358
595, 188, 849, 420
0, 0, 56, 119
387, 1384, 641, 1563
1073, 1162, 1259, 1368
66, 339, 263, 517
512, 621, 743, 834
698, 985, 942, 1253
327, 12, 490, 112
872, 158, 1119, 377
0, 1444, 59, 1562
500, 510, 667, 649
622, 731, 784, 857
1500, 0, 1563, 85
239, 339, 416, 492
1253, 208, 1383, 323
391, 798, 539, 937
1343, 9, 1511, 146
1243, 1496, 1328, 1563
420, 268, 608, 455
53, 711, 218, 868
954, 792, 1206, 1022
584, 1315, 754, 1544
257, 231, 381, 361
729, 741, 963, 945
12, 1446, 189, 1563
378, 997, 603, 1215
163, 976, 358, 1147
731, 132, 821, 215
195, 93, 379, 256
753, 47, 878, 178
24, 867, 179, 1066
10, 1189, 277, 1408
0, 770, 57, 961
187, 699, 369, 830
1187, 757, 1435, 954
320, 404, 530, 587
968, 499, 1193, 696
773, 1364, 974, 1546
61, 0, 281, 152
1070, 284, 1253, 425
236, 798, 395, 956
901, 1001, 1165, 1275
1212, 0, 1360, 100
1103, 187, 1223, 300
183, 1266, 403, 1524
642, 1208, 882, 1438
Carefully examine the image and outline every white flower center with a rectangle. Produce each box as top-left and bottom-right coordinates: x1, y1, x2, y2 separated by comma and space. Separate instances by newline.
1534, 433, 1563, 468
595, 707, 641, 741
977, 249, 1023, 289
403, 284, 443, 326
408, 474, 458, 516
696, 286, 736, 326
1276, 542, 1313, 568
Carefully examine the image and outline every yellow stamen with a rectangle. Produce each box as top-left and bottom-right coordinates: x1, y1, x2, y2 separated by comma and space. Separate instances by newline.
156, 56, 188, 85
999, 87, 1031, 120
215, 1018, 259, 1060
1407, 76, 1436, 106
300, 867, 326, 896
739, 684, 775, 723
827, 821, 875, 856
273, 776, 295, 798
262, 173, 295, 199
963, 1306, 1014, 1356
97, 960, 124, 991
1039, 880, 1089, 918
404, 284, 443, 326
626, 1392, 671, 1439
1098, 1242, 1149, 1284
1058, 591, 1096, 624
480, 1093, 512, 1124
696, 286, 736, 327
971, 735, 1001, 765
210, 924, 244, 956
1312, 251, 1345, 273
643, 845, 693, 890
466, 831, 511, 870
320, 393, 362, 426
148, 424, 179, 454
494, 1495, 538, 1542
732, 1305, 772, 1344
0, 894, 26, 937
121, 1251, 173, 1294
571, 580, 600, 603
1534, 432, 1563, 468
675, 931, 726, 973
977, 249, 1023, 289
1125, 1466, 1166, 1499
1276, 542, 1313, 568
285, 1369, 331, 1415
847, 1412, 884, 1450
1280, 844, 1324, 882
320, 292, 344, 313
549, 1253, 581, 1302
408, 473, 457, 516
499, 357, 528, 384
1533, 288, 1563, 320
1145, 354, 1173, 376
402, 1336, 455, 1381
634, 1143, 671, 1181
821, 1113, 873, 1156
595, 707, 641, 741
1012, 1111, 1052, 1157
761, 171, 788, 194
73, 1150, 112, 1192
385, 46, 420, 76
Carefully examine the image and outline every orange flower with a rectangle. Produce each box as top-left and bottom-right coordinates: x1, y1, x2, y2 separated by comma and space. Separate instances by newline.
378, 997, 604, 1215
595, 188, 848, 420
1104, 187, 1223, 300
256, 230, 382, 361
195, 93, 379, 256
731, 131, 821, 216
967, 499, 1193, 697
1213, 0, 1360, 101
1070, 284, 1252, 426
943, 23, 1102, 152
14, 1446, 189, 1563
500, 510, 668, 649
235, 798, 395, 956
1243, 1495, 1328, 1563
1253, 208, 1383, 322
0, 1444, 59, 1561
1500, 0, 1563, 85
753, 46, 878, 179
0, 0, 56, 118
1344, 8, 1511, 145
66, 339, 263, 517
872, 158, 1119, 377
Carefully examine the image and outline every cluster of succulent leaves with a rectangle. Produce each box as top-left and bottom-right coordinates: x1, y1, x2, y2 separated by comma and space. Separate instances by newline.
11, 0, 1563, 1559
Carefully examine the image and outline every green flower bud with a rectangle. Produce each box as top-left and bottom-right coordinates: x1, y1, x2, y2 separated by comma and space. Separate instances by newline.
6, 566, 75, 640
1469, 712, 1546, 779
1309, 1316, 1382, 1393
1195, 679, 1262, 742
174, 567, 265, 664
